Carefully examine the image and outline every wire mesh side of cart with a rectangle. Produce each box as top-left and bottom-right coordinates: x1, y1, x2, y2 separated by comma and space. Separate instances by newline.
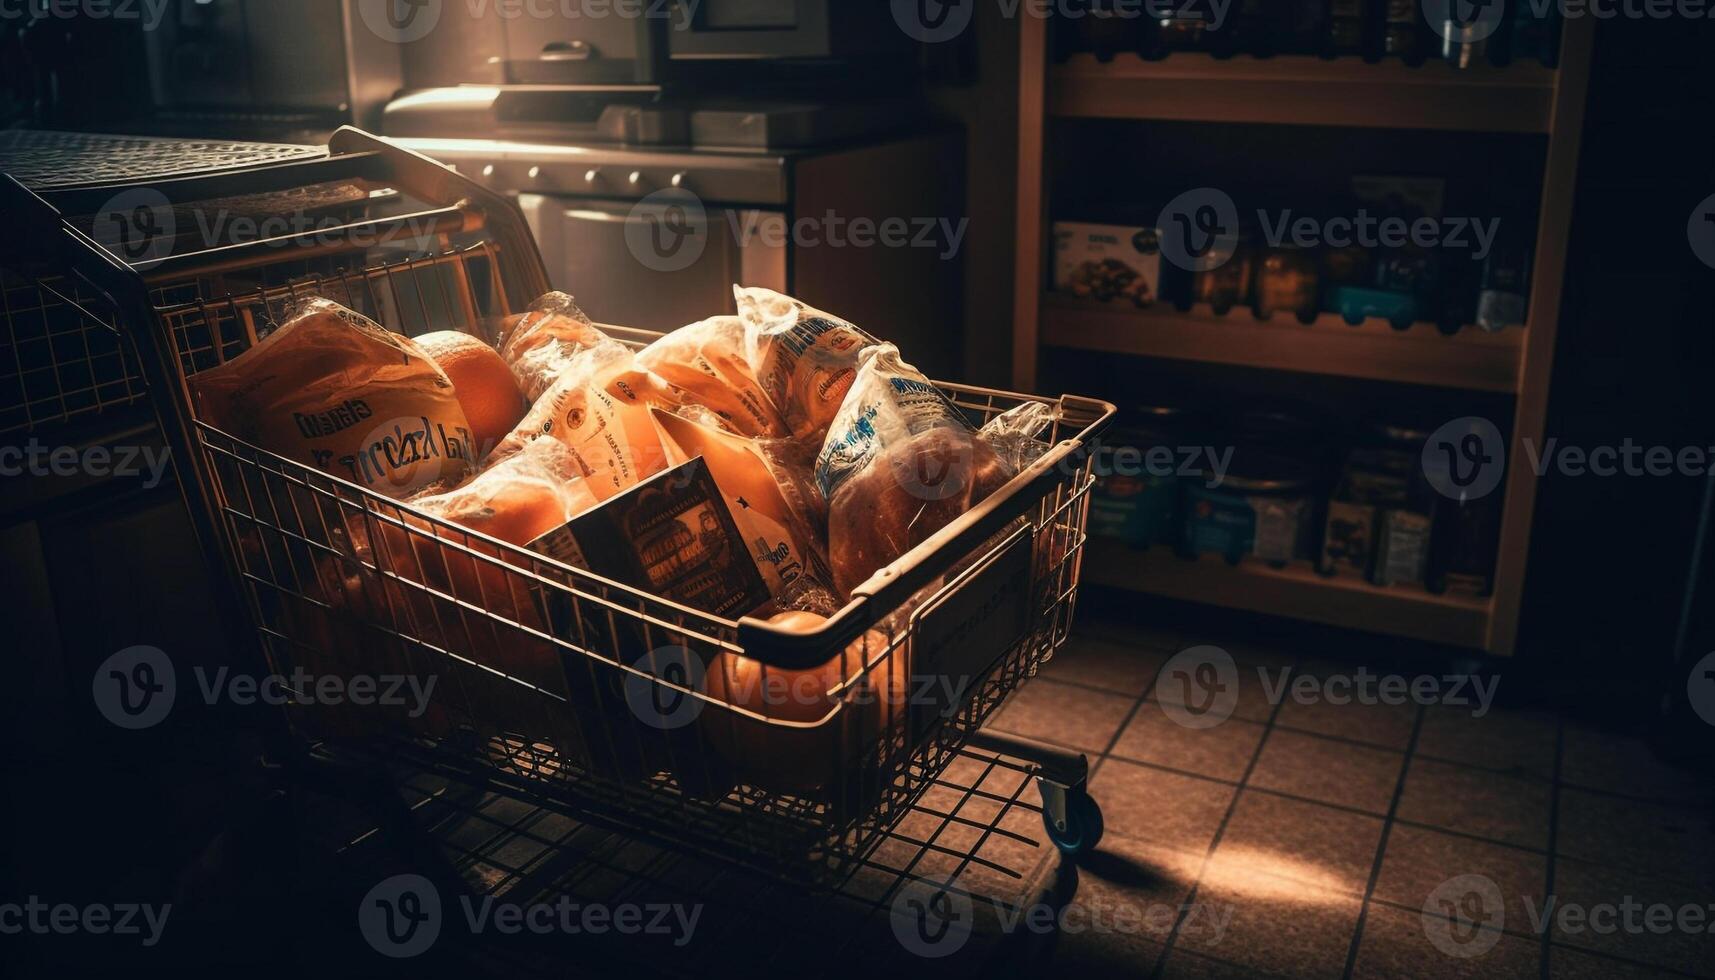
0, 269, 151, 436
63, 216, 1099, 886
0, 134, 332, 440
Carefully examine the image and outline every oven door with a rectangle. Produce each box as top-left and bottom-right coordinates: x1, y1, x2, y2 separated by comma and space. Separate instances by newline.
519, 194, 787, 333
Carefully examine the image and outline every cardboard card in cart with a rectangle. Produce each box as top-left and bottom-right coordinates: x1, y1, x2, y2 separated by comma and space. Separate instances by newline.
908, 526, 1035, 743
528, 457, 764, 794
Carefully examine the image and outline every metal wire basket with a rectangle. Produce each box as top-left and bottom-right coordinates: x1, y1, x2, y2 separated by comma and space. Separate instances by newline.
1, 128, 1115, 885
0, 132, 329, 440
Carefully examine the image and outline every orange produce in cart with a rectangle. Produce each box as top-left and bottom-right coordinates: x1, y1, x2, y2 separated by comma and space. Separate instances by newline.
416, 330, 528, 463
702, 611, 906, 793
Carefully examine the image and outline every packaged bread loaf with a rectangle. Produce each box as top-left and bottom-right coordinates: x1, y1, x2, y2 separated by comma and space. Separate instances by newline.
492, 348, 685, 503
636, 315, 785, 438
190, 297, 476, 499
336, 438, 594, 694
816, 344, 1014, 598
651, 408, 834, 611
734, 287, 877, 444
497, 292, 616, 401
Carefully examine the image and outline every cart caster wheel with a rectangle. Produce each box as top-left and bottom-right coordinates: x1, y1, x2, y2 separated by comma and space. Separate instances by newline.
1043, 789, 1104, 855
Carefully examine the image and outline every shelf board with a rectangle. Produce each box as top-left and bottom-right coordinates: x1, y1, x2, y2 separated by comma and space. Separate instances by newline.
1050, 53, 1557, 133
1041, 296, 1523, 393
1081, 538, 1493, 650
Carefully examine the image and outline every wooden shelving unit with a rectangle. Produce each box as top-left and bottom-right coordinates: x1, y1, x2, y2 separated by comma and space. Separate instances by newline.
1083, 539, 1493, 650
1041, 296, 1524, 393
1050, 53, 1558, 133
1013, 20, 1595, 656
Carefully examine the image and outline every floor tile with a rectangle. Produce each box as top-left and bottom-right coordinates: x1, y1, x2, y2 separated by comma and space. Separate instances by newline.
1206, 791, 1385, 898
1246, 729, 1405, 816
1051, 931, 1165, 979
1396, 759, 1552, 850
1273, 687, 1419, 751
1074, 834, 1203, 947
985, 677, 1137, 754
1110, 701, 1268, 782
1555, 788, 1715, 888
1088, 758, 1237, 855
1158, 948, 1291, 978
1415, 704, 1559, 780
1372, 824, 1548, 940
1036, 633, 1169, 697
1172, 877, 1363, 980
1547, 946, 1677, 979
1079, 615, 1183, 653
1151, 649, 1286, 724
1560, 725, 1713, 806
1353, 902, 1541, 979
1550, 856, 1715, 978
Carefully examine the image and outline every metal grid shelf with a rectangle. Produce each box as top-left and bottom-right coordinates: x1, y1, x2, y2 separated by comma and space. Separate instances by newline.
0, 130, 326, 191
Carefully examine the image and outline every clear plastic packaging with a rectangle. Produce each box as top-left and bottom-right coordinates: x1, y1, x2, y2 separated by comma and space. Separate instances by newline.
816, 344, 1015, 598
636, 315, 785, 438
734, 287, 878, 444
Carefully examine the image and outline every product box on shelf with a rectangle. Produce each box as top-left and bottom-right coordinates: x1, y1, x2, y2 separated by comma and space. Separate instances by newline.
1054, 222, 1162, 308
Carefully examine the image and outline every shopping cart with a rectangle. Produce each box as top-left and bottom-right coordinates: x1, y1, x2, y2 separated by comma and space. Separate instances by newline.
0, 128, 1115, 886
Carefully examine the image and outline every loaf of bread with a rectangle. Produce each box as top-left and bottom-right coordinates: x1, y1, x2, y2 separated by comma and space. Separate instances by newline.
190, 297, 476, 499
636, 315, 785, 438
817, 345, 1013, 597
498, 292, 616, 401
735, 287, 877, 444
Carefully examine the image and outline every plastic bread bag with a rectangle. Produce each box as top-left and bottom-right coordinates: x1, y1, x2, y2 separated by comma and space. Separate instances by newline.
979, 401, 1057, 473
190, 296, 476, 499
497, 291, 617, 401
650, 407, 836, 612
491, 347, 687, 503
816, 344, 1014, 599
326, 438, 597, 700
635, 315, 786, 438
734, 286, 878, 444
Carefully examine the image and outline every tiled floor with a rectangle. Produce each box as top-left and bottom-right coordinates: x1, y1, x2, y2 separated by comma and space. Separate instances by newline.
982, 615, 1715, 979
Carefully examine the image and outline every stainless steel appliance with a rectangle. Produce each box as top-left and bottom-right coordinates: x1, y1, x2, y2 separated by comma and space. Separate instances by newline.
392, 129, 965, 376
497, 0, 913, 86
142, 0, 403, 136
